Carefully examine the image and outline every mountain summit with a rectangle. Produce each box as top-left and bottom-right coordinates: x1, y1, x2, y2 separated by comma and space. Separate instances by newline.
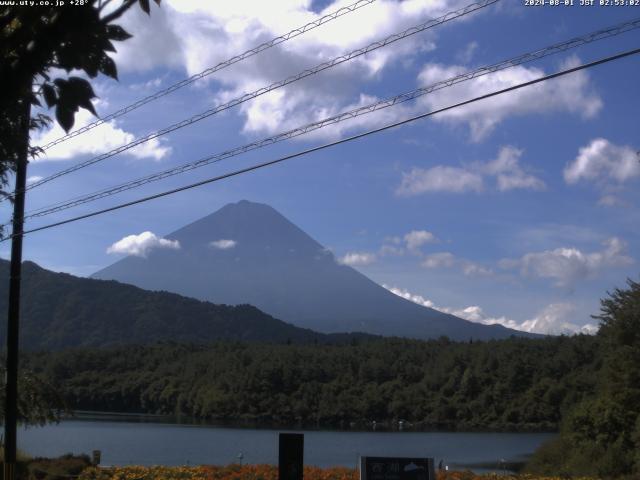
93, 200, 530, 340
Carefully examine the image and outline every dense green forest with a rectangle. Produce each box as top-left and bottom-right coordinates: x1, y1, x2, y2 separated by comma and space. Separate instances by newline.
23, 335, 599, 431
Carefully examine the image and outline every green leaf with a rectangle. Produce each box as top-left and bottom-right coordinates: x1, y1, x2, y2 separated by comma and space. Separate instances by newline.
139, 0, 150, 15
67, 77, 96, 100
106, 24, 132, 41
78, 51, 101, 78
79, 97, 97, 116
99, 55, 118, 80
54, 77, 97, 122
103, 40, 117, 53
42, 84, 57, 108
67, 77, 98, 115
56, 45, 84, 73
55, 105, 75, 132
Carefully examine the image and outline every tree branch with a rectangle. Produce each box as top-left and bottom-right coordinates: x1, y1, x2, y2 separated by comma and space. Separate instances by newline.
100, 0, 136, 24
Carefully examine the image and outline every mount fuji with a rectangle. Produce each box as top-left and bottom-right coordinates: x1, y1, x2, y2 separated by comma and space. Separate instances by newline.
93, 200, 533, 340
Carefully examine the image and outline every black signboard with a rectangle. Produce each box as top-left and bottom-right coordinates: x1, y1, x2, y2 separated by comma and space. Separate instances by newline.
360, 457, 435, 480
278, 433, 304, 480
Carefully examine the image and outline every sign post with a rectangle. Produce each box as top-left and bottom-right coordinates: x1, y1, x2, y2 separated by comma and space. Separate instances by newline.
360, 457, 435, 480
278, 433, 304, 480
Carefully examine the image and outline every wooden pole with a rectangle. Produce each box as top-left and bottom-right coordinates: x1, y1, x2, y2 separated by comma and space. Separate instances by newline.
3, 98, 31, 480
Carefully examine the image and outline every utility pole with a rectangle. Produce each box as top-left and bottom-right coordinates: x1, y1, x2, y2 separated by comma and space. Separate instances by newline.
3, 98, 31, 480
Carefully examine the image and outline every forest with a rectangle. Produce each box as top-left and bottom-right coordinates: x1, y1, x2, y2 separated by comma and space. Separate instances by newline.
23, 335, 599, 431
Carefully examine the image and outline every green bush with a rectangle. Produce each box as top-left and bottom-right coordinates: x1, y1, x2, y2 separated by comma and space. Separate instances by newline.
24, 453, 92, 480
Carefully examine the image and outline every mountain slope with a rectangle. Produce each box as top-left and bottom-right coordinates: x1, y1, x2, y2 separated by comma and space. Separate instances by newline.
0, 260, 369, 350
93, 200, 533, 341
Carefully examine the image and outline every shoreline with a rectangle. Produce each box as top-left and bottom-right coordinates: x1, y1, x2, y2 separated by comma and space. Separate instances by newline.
65, 410, 559, 434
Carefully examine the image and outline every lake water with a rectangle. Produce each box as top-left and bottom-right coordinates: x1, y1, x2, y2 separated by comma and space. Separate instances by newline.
18, 419, 554, 472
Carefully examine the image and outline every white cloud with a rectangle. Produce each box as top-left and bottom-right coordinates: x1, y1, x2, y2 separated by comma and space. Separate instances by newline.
397, 166, 484, 195
110, 0, 485, 141
210, 239, 237, 250
380, 230, 438, 256
404, 230, 437, 250
384, 285, 598, 335
339, 251, 377, 266
33, 107, 171, 162
564, 138, 639, 185
500, 237, 634, 287
461, 262, 493, 277
385, 236, 403, 245
26, 176, 43, 184
422, 252, 492, 277
456, 40, 478, 64
453, 302, 598, 336
109, 5, 184, 73
385, 285, 437, 309
397, 145, 544, 196
422, 252, 456, 269
416, 55, 602, 141
107, 231, 180, 258
379, 245, 404, 257
519, 303, 598, 336
597, 195, 627, 208
129, 77, 165, 91
102, 3, 600, 155
481, 146, 545, 192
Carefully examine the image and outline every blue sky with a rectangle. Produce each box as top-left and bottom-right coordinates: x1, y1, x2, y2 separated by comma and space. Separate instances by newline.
2, 0, 639, 335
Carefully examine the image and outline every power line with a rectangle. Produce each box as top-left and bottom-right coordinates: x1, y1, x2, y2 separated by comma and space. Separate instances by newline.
18, 17, 640, 222
13, 0, 499, 200
37, 0, 379, 151
4, 46, 638, 242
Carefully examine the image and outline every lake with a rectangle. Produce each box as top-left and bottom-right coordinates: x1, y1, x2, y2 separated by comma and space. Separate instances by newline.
18, 418, 555, 472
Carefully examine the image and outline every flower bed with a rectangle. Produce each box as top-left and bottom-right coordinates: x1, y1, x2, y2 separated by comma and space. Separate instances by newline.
77, 464, 598, 480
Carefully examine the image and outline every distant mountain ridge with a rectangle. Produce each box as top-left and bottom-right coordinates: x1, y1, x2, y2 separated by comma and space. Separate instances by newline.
0, 260, 371, 350
93, 200, 535, 341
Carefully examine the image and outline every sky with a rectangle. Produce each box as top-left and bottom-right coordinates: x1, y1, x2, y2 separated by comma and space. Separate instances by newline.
2, 0, 639, 336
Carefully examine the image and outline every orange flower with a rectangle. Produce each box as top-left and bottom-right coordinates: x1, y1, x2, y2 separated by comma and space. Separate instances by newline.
78, 464, 599, 480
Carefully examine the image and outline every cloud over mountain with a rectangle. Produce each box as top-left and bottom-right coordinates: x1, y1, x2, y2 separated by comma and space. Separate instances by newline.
107, 232, 180, 258
210, 239, 237, 250
339, 251, 377, 266
385, 285, 597, 335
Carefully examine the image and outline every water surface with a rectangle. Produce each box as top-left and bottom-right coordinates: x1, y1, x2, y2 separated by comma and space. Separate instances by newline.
19, 419, 554, 472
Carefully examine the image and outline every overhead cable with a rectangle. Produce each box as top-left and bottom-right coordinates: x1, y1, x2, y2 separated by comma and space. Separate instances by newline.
20, 17, 640, 221
15, 0, 499, 199
4, 46, 638, 241
37, 0, 379, 151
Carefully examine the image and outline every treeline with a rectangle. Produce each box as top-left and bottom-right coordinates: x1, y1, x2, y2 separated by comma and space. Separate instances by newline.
0, 260, 372, 350
23, 334, 600, 432
526, 279, 640, 478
